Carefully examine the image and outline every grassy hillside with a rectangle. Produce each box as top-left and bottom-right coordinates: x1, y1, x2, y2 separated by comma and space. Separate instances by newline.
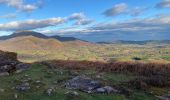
0, 39, 169, 63
0, 63, 164, 100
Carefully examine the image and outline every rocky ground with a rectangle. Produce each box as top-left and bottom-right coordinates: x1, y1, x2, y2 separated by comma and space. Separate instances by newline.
0, 50, 170, 100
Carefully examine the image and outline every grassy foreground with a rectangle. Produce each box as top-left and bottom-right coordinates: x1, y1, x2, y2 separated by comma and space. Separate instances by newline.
1, 63, 168, 100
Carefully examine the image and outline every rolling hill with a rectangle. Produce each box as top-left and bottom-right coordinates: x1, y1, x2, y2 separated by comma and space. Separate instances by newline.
0, 31, 94, 51
0, 36, 63, 51
0, 30, 80, 42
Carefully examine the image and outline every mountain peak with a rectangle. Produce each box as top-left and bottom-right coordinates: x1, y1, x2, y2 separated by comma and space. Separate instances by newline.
0, 30, 86, 42
14, 30, 35, 34
12, 30, 48, 38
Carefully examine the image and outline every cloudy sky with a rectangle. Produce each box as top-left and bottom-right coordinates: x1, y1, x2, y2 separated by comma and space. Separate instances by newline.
0, 0, 170, 42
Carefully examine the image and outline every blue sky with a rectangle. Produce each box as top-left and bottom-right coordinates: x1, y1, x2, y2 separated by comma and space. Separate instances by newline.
0, 0, 170, 42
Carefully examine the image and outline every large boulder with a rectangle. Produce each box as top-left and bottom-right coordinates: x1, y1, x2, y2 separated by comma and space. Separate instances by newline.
65, 75, 127, 94
0, 50, 30, 74
0, 50, 18, 62
65, 75, 101, 93
0, 50, 19, 73
15, 82, 30, 91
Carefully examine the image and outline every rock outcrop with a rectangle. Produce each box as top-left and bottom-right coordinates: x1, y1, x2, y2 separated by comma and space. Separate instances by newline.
65, 75, 120, 94
65, 75, 101, 93
0, 50, 30, 75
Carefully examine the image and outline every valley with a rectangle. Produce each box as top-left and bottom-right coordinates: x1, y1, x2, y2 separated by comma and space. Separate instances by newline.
0, 31, 169, 63
0, 31, 169, 100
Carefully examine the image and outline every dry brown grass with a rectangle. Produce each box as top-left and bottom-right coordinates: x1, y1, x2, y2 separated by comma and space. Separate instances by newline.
41, 60, 170, 77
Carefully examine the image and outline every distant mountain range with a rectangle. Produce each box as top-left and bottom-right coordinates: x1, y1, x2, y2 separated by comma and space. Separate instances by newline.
0, 30, 169, 49
0, 30, 93, 51
98, 40, 170, 45
0, 30, 80, 42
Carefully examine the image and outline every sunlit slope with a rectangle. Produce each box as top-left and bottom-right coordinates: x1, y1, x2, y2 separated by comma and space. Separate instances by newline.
0, 36, 63, 51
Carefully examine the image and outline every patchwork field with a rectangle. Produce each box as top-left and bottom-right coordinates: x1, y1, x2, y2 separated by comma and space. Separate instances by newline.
10, 43, 170, 63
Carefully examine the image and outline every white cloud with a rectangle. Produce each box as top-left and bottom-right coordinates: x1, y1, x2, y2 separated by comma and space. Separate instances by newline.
40, 15, 170, 36
103, 3, 147, 17
0, 17, 64, 31
129, 7, 147, 16
0, 0, 41, 12
66, 13, 93, 25
67, 13, 85, 21
0, 13, 16, 19
0, 13, 93, 31
156, 0, 170, 8
74, 19, 93, 25
103, 3, 128, 17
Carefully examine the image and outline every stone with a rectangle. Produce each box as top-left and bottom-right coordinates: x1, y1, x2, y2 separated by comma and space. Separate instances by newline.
15, 63, 30, 71
0, 50, 18, 73
103, 86, 119, 93
157, 91, 170, 100
96, 74, 102, 79
0, 50, 29, 74
24, 74, 29, 77
167, 91, 170, 97
0, 72, 9, 76
15, 82, 30, 91
53, 80, 58, 84
15, 69, 24, 73
14, 93, 18, 99
35, 80, 41, 84
96, 87, 106, 93
95, 86, 119, 94
156, 96, 170, 100
65, 91, 79, 96
46, 87, 54, 96
65, 75, 101, 93
36, 86, 40, 89
0, 88, 5, 92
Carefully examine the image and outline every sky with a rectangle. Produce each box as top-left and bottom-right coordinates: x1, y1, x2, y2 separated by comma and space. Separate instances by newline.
0, 0, 170, 42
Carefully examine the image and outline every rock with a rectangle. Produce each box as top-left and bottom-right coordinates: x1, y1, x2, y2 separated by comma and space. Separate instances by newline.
103, 86, 119, 93
96, 87, 106, 93
0, 72, 9, 76
15, 82, 30, 91
156, 96, 170, 100
53, 80, 58, 84
15, 69, 24, 73
96, 74, 102, 78
35, 80, 41, 84
167, 91, 170, 97
65, 91, 79, 96
36, 86, 40, 89
24, 74, 29, 77
65, 75, 129, 94
20, 75, 32, 83
0, 50, 18, 73
0, 50, 17, 61
157, 91, 170, 100
46, 87, 54, 96
0, 50, 29, 74
95, 86, 119, 94
65, 75, 101, 93
21, 79, 30, 83
14, 93, 18, 99
0, 88, 5, 92
59, 71, 63, 75
14, 63, 30, 73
